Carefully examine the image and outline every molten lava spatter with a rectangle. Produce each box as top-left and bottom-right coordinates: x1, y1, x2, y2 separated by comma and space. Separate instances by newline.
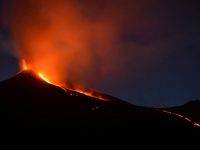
19, 59, 108, 101
21, 59, 29, 71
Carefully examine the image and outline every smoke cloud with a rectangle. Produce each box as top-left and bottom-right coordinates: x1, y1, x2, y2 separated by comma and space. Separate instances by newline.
5, 0, 125, 87
1, 0, 200, 106
4, 0, 171, 102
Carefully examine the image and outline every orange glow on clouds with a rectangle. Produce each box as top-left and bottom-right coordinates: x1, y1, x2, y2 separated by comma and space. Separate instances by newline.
9, 0, 119, 89
20, 59, 107, 101
20, 59, 53, 84
9, 0, 123, 101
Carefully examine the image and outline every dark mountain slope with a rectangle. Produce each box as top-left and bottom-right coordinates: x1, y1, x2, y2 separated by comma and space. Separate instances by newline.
0, 71, 197, 132
167, 100, 200, 124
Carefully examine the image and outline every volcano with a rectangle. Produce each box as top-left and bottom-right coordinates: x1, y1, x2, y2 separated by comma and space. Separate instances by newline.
0, 71, 199, 132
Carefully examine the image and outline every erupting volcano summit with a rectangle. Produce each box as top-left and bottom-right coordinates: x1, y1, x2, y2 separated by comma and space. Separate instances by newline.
0, 70, 199, 131
19, 59, 107, 100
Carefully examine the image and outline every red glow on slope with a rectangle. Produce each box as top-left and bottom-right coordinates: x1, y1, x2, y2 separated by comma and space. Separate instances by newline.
20, 59, 108, 101
38, 72, 52, 84
75, 89, 107, 101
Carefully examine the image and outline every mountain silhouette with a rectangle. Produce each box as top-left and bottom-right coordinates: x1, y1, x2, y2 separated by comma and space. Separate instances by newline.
0, 70, 198, 134
167, 100, 200, 124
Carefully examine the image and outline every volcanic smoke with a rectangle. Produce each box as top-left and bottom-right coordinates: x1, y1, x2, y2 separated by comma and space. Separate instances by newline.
6, 0, 121, 92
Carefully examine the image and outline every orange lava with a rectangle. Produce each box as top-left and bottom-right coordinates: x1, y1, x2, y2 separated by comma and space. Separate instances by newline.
21, 59, 29, 70
38, 72, 52, 84
20, 59, 107, 101
20, 59, 62, 86
75, 89, 107, 101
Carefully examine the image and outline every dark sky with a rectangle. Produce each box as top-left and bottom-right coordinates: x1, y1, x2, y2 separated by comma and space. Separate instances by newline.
0, 0, 200, 106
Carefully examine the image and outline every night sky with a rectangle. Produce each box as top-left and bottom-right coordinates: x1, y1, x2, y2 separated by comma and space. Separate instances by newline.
0, 0, 200, 106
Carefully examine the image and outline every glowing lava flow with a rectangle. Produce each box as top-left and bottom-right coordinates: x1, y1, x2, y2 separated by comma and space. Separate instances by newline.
19, 59, 108, 101
75, 89, 107, 101
162, 110, 200, 128
38, 73, 52, 84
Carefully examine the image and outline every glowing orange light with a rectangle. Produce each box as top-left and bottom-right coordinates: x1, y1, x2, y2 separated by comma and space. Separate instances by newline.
19, 59, 107, 101
75, 89, 107, 101
21, 59, 28, 70
38, 73, 52, 84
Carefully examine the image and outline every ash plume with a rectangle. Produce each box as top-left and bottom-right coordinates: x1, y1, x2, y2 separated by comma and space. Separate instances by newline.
5, 0, 122, 86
